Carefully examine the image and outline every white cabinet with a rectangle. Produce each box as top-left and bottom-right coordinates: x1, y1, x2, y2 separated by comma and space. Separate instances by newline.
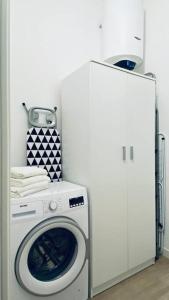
61, 61, 155, 296
126, 74, 156, 270
90, 63, 128, 288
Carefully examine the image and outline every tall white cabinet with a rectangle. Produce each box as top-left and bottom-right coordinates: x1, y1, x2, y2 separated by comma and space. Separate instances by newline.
61, 61, 156, 296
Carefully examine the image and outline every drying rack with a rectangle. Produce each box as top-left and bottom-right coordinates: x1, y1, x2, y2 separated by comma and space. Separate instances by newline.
155, 110, 166, 259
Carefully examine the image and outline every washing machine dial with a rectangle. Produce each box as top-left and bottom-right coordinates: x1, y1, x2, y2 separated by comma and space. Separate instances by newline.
49, 200, 58, 211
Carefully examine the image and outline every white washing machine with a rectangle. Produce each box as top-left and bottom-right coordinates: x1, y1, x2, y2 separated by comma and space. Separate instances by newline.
10, 181, 89, 300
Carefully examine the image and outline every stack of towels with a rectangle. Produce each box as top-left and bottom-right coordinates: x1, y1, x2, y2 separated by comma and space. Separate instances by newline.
11, 166, 50, 198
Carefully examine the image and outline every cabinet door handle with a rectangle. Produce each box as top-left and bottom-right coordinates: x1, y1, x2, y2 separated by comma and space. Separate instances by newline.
122, 146, 126, 161
130, 146, 134, 161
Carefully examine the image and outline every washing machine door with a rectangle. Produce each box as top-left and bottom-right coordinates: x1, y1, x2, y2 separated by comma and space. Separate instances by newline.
15, 217, 87, 296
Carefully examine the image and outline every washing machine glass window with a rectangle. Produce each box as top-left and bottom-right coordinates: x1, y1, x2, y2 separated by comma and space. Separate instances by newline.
27, 227, 78, 281
15, 217, 87, 296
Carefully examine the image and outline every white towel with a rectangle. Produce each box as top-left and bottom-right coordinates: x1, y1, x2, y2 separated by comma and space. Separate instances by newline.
11, 167, 47, 179
11, 181, 49, 194
11, 181, 49, 198
11, 175, 50, 188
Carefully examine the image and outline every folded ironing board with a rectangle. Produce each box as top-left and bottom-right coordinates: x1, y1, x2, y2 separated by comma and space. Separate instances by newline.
27, 127, 62, 182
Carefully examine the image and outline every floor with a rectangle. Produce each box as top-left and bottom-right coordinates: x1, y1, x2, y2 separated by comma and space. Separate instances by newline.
94, 257, 169, 300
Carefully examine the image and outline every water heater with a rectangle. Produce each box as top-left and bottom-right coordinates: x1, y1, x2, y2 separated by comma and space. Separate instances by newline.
102, 0, 144, 70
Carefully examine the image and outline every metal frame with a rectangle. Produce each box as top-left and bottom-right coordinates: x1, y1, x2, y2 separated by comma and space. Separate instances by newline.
0, 0, 10, 299
155, 109, 166, 259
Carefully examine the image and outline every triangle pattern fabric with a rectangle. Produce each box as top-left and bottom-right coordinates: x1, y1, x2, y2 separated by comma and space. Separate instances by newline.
27, 135, 34, 143
46, 144, 51, 150
43, 157, 48, 164
52, 130, 57, 136
36, 143, 41, 150
39, 135, 44, 142
32, 143, 37, 151
31, 135, 37, 142
49, 165, 55, 172
46, 136, 51, 143
56, 143, 60, 150
52, 144, 57, 151
49, 151, 54, 158
35, 136, 41, 143
27, 151, 34, 158
56, 157, 61, 164
43, 143, 48, 150
34, 127, 41, 135
53, 158, 58, 165
39, 128, 44, 135
27, 127, 62, 181
43, 151, 48, 158
46, 129, 51, 136
36, 151, 41, 158
27, 142, 34, 150
35, 158, 41, 164
42, 136, 48, 144
52, 136, 57, 143
39, 143, 44, 150
49, 157, 55, 164
31, 128, 37, 135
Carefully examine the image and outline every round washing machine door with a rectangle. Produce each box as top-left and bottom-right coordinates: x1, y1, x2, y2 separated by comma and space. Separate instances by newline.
15, 217, 87, 296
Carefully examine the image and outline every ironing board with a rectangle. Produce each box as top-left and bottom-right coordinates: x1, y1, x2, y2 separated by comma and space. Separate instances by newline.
27, 127, 62, 181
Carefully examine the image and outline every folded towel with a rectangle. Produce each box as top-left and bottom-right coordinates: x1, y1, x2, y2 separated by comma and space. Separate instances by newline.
11, 167, 47, 179
11, 180, 49, 194
11, 175, 50, 188
11, 182, 49, 198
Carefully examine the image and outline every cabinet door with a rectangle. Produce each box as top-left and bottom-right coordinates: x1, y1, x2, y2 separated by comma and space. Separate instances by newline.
90, 63, 128, 290
126, 74, 155, 269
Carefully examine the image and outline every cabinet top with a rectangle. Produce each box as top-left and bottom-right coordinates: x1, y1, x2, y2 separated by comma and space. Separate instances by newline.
91, 60, 156, 82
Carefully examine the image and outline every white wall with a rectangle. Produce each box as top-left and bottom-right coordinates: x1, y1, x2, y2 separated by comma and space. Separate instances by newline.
143, 0, 169, 252
11, 1, 165, 253
10, 0, 102, 166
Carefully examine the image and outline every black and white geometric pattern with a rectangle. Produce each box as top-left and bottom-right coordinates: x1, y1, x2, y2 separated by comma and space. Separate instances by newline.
27, 127, 62, 182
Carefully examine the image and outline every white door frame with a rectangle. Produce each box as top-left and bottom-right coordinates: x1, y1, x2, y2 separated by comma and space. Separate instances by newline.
0, 0, 10, 299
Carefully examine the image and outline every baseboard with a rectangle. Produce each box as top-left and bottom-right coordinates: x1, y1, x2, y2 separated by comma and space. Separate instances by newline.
163, 248, 169, 259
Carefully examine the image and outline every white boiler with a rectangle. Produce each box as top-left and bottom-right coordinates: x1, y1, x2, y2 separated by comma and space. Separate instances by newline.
102, 0, 144, 70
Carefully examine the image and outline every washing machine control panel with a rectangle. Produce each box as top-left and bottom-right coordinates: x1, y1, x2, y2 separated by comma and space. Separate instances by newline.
42, 185, 87, 215
44, 195, 85, 215
69, 196, 84, 208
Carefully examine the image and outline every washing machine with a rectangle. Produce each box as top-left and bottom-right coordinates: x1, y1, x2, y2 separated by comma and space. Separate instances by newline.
10, 181, 89, 300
